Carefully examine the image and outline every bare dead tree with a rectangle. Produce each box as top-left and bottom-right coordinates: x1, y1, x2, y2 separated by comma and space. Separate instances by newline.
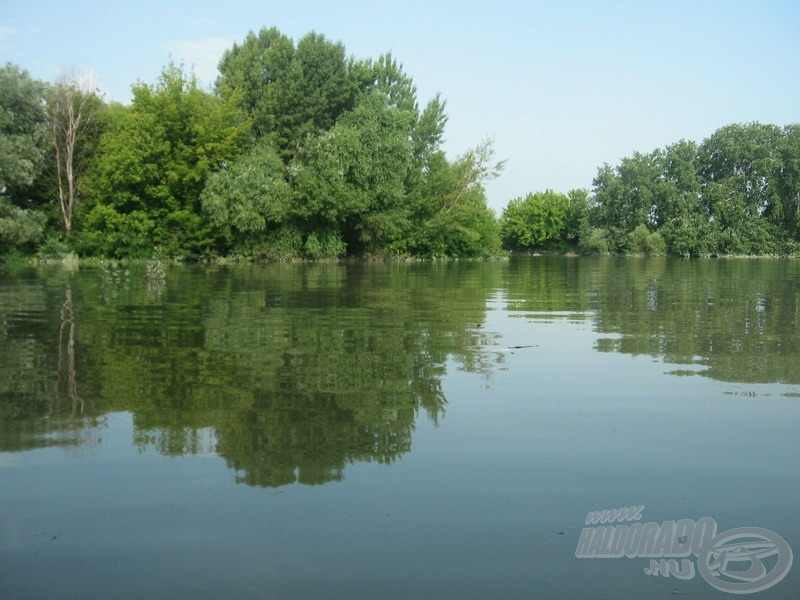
48, 68, 102, 237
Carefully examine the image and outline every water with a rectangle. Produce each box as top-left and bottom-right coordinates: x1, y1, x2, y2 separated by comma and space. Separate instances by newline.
1, 257, 799, 599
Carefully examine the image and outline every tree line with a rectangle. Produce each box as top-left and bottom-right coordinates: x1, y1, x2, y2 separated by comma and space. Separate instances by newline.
0, 27, 503, 261
501, 123, 800, 256
2, 26, 799, 260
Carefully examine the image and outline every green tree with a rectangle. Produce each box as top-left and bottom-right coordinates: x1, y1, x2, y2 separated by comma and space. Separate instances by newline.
354, 53, 418, 112
564, 189, 590, 244
0, 197, 47, 254
294, 32, 354, 136
79, 64, 249, 257
577, 227, 610, 255
583, 122, 800, 256
657, 140, 702, 226
591, 151, 663, 249
351, 53, 448, 186
212, 28, 502, 259
290, 92, 414, 255
217, 28, 354, 161
500, 190, 570, 250
410, 94, 448, 172
651, 140, 718, 256
0, 63, 50, 193
699, 123, 783, 219
201, 143, 291, 255
775, 124, 800, 239
405, 141, 503, 257
698, 123, 790, 253
627, 224, 666, 255
0, 64, 51, 255
77, 107, 171, 257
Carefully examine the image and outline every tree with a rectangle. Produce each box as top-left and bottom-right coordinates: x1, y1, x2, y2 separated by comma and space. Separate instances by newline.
217, 28, 354, 161
201, 143, 291, 255
290, 92, 415, 255
405, 140, 504, 257
294, 32, 355, 136
564, 189, 590, 244
658, 139, 702, 226
0, 63, 50, 194
699, 123, 783, 218
79, 64, 249, 257
47, 69, 104, 237
0, 63, 51, 255
500, 190, 570, 250
627, 224, 666, 255
586, 123, 800, 255
775, 124, 800, 238
698, 123, 789, 253
0, 197, 47, 253
591, 151, 663, 235
355, 53, 418, 113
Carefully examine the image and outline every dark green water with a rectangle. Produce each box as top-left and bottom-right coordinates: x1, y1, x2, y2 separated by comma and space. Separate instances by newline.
1, 256, 799, 599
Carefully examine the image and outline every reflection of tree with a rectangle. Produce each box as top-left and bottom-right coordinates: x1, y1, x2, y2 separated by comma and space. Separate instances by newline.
0, 274, 57, 451
0, 275, 103, 451
70, 261, 498, 487
502, 257, 800, 384
57, 288, 88, 415
590, 259, 800, 383
218, 389, 418, 487
53, 287, 104, 450
3, 258, 798, 474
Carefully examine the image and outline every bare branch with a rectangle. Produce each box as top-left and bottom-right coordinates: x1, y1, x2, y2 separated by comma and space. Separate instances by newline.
48, 67, 104, 236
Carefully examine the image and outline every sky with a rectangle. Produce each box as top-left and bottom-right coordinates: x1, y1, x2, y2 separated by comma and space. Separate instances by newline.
2, 0, 799, 214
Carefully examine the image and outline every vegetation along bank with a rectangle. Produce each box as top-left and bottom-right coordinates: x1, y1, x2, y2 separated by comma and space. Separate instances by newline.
1, 27, 798, 261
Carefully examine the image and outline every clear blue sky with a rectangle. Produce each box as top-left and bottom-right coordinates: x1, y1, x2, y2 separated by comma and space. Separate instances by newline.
2, 0, 799, 213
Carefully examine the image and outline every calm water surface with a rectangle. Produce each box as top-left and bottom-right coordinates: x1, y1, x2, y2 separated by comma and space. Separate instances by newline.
1, 257, 799, 599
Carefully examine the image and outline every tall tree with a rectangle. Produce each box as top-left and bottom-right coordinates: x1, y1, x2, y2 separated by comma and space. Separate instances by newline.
294, 32, 354, 137
698, 123, 787, 253
0, 63, 50, 194
592, 151, 662, 232
699, 123, 784, 221
405, 140, 504, 257
47, 69, 104, 237
79, 64, 249, 257
775, 125, 800, 238
356, 53, 418, 113
0, 63, 50, 253
217, 28, 354, 160
290, 92, 415, 255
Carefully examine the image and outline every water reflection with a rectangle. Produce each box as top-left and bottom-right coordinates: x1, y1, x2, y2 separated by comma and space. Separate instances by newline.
1, 257, 798, 485
0, 262, 499, 486
503, 257, 800, 384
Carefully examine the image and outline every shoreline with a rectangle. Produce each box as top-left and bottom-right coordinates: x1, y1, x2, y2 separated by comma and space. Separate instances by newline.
6, 252, 799, 270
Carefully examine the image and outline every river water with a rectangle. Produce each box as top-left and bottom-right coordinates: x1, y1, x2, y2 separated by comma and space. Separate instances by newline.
1, 256, 798, 599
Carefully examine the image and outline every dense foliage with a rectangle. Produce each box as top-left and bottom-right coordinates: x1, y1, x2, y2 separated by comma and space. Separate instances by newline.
76, 65, 250, 258
0, 63, 51, 255
3, 38, 800, 260
0, 30, 502, 260
500, 189, 588, 251
503, 124, 800, 256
